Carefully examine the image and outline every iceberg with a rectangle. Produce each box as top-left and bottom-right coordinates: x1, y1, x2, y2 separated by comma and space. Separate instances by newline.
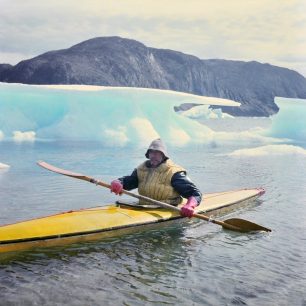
265, 97, 306, 143
0, 83, 241, 147
0, 83, 304, 148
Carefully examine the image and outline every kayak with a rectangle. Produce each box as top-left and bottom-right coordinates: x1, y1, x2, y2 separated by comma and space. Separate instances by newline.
0, 188, 264, 253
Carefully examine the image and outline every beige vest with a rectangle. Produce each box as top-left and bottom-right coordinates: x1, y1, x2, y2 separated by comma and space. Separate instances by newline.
137, 159, 185, 206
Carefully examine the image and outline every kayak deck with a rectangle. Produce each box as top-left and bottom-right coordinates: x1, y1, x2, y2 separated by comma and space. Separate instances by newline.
0, 188, 264, 253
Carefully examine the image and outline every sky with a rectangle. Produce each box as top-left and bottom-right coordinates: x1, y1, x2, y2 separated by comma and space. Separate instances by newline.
1, 0, 305, 76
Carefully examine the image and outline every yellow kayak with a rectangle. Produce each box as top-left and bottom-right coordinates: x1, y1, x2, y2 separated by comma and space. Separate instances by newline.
0, 188, 264, 253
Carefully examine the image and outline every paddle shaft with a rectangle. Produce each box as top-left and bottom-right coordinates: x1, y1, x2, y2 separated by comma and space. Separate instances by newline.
49, 169, 242, 232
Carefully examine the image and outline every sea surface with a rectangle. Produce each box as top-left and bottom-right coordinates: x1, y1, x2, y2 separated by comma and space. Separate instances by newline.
0, 116, 306, 306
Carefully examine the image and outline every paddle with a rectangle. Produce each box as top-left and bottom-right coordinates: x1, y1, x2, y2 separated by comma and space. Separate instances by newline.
37, 161, 271, 233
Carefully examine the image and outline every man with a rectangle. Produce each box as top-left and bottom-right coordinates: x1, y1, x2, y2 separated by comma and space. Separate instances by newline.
110, 138, 202, 217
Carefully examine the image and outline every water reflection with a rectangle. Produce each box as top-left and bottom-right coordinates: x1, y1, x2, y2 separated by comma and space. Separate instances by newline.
1, 130, 305, 305
0, 224, 204, 305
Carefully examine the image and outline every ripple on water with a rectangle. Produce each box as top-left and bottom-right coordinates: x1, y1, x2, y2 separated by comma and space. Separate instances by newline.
1, 140, 306, 305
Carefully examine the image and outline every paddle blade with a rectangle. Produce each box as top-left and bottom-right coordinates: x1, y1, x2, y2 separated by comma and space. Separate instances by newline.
223, 218, 272, 232
38, 161, 84, 178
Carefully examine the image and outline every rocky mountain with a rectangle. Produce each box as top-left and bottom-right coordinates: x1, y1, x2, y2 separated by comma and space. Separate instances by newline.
0, 64, 12, 76
1, 36, 306, 116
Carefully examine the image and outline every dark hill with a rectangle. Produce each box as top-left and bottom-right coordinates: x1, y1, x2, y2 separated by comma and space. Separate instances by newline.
1, 36, 306, 116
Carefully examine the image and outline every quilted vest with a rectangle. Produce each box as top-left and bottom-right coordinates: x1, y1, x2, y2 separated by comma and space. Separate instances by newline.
137, 159, 185, 206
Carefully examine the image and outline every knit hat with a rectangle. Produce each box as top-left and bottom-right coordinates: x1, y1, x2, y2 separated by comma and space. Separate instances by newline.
145, 138, 169, 159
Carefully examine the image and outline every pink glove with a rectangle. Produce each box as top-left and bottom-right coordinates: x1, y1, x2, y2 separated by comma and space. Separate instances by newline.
110, 180, 123, 195
180, 197, 198, 218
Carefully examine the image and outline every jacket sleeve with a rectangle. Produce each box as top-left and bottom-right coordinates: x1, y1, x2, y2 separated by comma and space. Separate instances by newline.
171, 172, 202, 205
118, 169, 139, 191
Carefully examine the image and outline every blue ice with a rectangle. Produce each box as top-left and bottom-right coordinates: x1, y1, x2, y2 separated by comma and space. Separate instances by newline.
0, 83, 305, 152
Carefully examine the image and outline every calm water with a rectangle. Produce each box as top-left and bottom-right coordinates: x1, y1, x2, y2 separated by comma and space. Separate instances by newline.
0, 118, 306, 305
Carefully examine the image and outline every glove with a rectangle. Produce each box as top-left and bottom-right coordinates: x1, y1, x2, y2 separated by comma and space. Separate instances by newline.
110, 180, 123, 195
180, 197, 198, 218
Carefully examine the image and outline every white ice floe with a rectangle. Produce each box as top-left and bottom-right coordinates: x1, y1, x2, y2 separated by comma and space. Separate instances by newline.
13, 131, 36, 141
180, 106, 234, 119
0, 163, 10, 169
225, 144, 306, 157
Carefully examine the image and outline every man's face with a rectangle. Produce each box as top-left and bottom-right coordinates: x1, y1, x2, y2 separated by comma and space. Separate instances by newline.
148, 150, 164, 167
